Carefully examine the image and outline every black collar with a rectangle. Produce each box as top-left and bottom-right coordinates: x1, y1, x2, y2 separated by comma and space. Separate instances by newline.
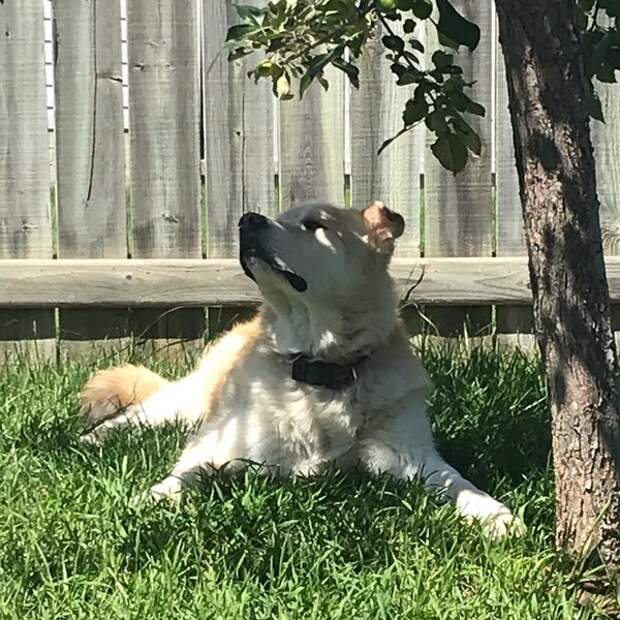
289, 354, 367, 390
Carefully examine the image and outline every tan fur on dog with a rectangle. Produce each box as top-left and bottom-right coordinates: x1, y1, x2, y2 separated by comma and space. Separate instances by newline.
81, 365, 168, 428
80, 315, 264, 431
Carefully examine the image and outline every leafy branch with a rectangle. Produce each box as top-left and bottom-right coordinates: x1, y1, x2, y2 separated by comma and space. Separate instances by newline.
226, 0, 620, 173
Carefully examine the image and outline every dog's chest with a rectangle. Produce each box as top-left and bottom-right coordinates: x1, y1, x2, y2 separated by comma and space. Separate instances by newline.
221, 353, 365, 469
283, 384, 361, 452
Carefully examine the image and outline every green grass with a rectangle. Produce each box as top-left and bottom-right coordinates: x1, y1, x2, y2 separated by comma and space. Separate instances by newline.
0, 342, 609, 619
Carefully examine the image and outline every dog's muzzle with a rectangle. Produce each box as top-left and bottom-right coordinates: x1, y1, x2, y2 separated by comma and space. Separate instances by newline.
238, 213, 308, 292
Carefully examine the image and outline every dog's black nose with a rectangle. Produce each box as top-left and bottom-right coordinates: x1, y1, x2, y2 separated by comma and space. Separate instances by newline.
239, 212, 268, 230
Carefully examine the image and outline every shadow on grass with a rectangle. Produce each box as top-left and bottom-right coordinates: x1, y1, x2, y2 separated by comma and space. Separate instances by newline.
113, 467, 461, 582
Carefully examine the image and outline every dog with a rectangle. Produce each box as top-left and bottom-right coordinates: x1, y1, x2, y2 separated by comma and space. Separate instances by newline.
80, 201, 519, 537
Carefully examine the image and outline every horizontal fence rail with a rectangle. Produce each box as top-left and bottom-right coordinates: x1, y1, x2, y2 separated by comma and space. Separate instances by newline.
2, 257, 619, 308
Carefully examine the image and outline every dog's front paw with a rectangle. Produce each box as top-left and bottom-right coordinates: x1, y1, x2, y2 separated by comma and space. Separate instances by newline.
79, 429, 105, 446
149, 476, 184, 504
479, 507, 525, 539
457, 492, 525, 539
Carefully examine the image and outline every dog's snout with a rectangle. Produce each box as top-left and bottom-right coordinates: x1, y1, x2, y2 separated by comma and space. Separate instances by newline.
239, 212, 268, 230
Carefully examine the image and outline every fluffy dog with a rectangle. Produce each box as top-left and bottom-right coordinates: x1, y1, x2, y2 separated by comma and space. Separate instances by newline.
80, 201, 519, 536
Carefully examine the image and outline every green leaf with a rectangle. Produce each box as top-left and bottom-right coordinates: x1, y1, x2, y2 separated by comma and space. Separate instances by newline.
403, 92, 428, 125
437, 31, 459, 50
333, 57, 360, 88
452, 115, 481, 155
599, 0, 620, 18
436, 0, 481, 51
466, 100, 485, 116
299, 49, 340, 97
235, 4, 265, 23
396, 70, 419, 85
411, 0, 432, 19
255, 59, 276, 78
390, 62, 407, 78
432, 50, 453, 69
597, 63, 617, 83
299, 74, 313, 98
409, 38, 425, 53
403, 18, 416, 33
426, 110, 449, 134
382, 35, 405, 52
586, 31, 610, 77
452, 91, 486, 116
395, 0, 415, 9
586, 90, 605, 122
226, 23, 255, 42
431, 133, 468, 173
606, 46, 620, 70
317, 74, 330, 91
579, 0, 595, 11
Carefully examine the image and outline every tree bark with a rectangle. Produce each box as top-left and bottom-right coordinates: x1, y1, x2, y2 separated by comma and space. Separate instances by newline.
495, 0, 620, 574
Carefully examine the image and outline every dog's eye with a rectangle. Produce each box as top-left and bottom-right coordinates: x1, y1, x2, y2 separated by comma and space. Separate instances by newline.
301, 220, 325, 232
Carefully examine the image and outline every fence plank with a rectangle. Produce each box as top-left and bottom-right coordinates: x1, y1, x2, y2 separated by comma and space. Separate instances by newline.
592, 68, 620, 346
494, 22, 534, 347
424, 0, 494, 336
203, 0, 274, 334
280, 69, 345, 208
350, 25, 423, 258
593, 87, 620, 255
54, 0, 130, 358
203, 0, 276, 257
0, 1, 55, 361
495, 44, 522, 253
127, 0, 205, 353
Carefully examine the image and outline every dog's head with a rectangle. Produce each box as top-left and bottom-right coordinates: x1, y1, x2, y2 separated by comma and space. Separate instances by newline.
239, 201, 404, 309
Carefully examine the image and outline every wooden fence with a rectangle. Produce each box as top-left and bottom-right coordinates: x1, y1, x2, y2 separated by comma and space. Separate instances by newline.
0, 0, 619, 360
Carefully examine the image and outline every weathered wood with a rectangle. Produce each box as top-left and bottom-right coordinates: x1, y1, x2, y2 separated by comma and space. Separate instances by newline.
13, 256, 620, 307
127, 0, 205, 352
280, 69, 345, 208
54, 0, 130, 358
424, 0, 493, 257
127, 0, 201, 257
0, 0, 55, 361
495, 18, 523, 254
54, 1, 126, 258
592, 56, 620, 345
203, 0, 275, 257
350, 23, 423, 258
494, 11, 534, 347
424, 0, 494, 335
203, 0, 276, 336
591, 19, 620, 258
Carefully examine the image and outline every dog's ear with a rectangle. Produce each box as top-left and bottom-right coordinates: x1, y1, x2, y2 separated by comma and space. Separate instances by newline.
362, 200, 405, 255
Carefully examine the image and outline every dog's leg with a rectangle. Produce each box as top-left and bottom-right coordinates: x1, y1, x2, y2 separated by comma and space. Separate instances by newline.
404, 449, 518, 537
80, 372, 204, 445
359, 388, 522, 538
147, 423, 245, 501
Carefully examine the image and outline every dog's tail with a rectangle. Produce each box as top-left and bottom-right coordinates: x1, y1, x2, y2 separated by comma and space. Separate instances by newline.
80, 364, 169, 429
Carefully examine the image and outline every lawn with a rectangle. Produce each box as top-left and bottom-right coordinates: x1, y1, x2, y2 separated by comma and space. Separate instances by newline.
0, 340, 609, 618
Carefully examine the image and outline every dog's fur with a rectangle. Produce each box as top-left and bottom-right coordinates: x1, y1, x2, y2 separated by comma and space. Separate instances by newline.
80, 201, 519, 536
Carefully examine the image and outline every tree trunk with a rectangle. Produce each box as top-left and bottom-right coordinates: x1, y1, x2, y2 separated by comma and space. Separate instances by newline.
495, 0, 620, 574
